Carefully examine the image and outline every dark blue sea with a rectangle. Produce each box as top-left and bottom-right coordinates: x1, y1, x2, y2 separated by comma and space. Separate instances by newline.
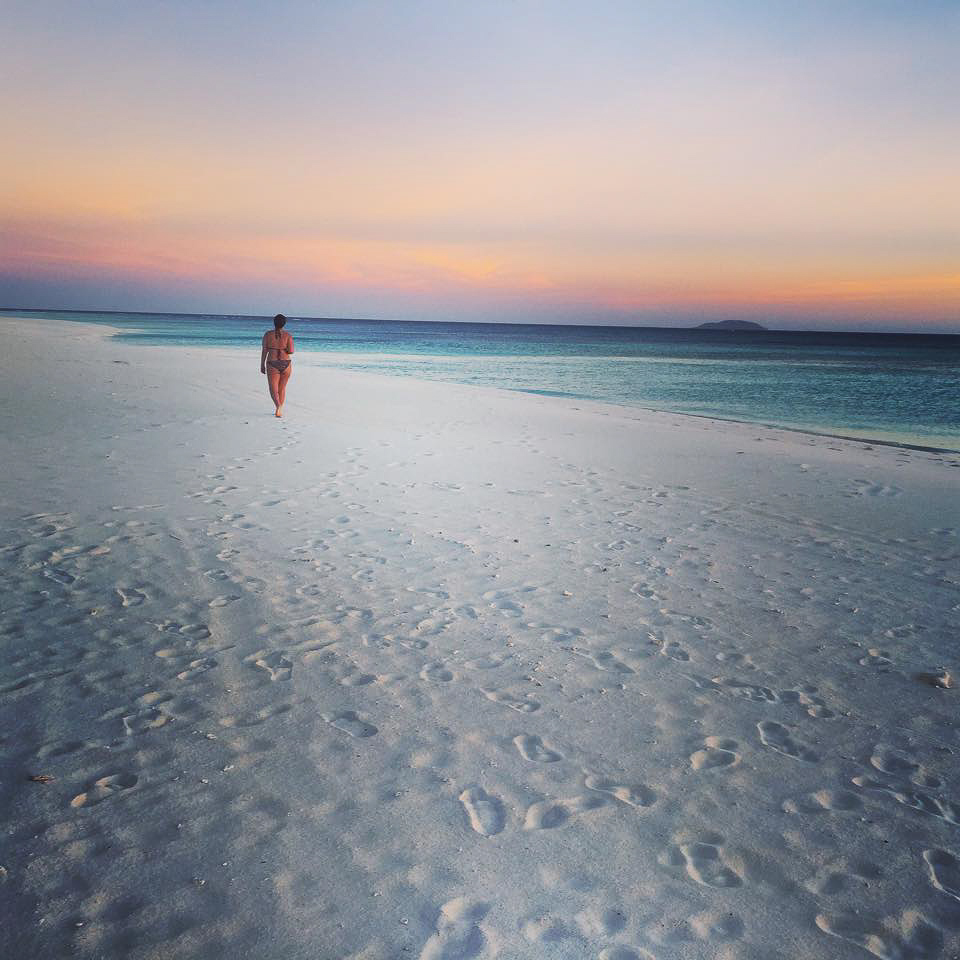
7, 309, 960, 451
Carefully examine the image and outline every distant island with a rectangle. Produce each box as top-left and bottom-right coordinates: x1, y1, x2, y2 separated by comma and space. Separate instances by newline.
695, 319, 767, 331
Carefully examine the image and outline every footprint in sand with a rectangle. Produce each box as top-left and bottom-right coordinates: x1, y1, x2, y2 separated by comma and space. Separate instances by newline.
71, 773, 138, 807
416, 614, 455, 636
690, 737, 740, 770
712, 678, 779, 703
176, 657, 217, 681
853, 776, 960, 826
520, 914, 574, 943
219, 703, 292, 728
806, 869, 854, 896
420, 662, 455, 682
870, 743, 940, 787
574, 906, 627, 938
714, 650, 756, 671
849, 480, 902, 498
513, 734, 563, 762
757, 721, 819, 762
246, 650, 293, 682
859, 648, 892, 667
783, 789, 862, 814
924, 849, 960, 901
524, 794, 607, 830
459, 787, 506, 837
43, 567, 76, 585
116, 587, 148, 607
398, 637, 430, 651
338, 668, 376, 686
122, 709, 172, 735
689, 911, 745, 942
584, 775, 656, 807
816, 911, 941, 959
662, 838, 742, 888
574, 649, 635, 674
37, 739, 97, 759
208, 594, 240, 608
789, 689, 835, 719
136, 690, 172, 708
323, 710, 377, 738
2, 668, 72, 694
465, 654, 510, 671
474, 589, 522, 616
658, 640, 689, 662
420, 898, 490, 960
152, 620, 212, 642
481, 688, 540, 713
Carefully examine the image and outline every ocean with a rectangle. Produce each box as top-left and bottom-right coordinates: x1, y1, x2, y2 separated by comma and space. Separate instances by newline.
6, 309, 960, 451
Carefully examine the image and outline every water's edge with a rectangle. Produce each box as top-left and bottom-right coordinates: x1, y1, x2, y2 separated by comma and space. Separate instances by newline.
6, 310, 959, 453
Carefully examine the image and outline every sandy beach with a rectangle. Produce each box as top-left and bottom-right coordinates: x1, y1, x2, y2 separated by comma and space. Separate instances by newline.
2, 315, 959, 960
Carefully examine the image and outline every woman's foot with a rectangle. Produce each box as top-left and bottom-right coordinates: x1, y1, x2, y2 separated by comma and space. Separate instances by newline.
275, 408, 282, 418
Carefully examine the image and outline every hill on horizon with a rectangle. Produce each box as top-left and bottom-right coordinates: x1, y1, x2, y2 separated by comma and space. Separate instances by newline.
695, 319, 768, 331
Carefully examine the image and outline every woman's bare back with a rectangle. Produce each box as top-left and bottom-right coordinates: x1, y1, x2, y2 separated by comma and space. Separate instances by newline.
263, 329, 293, 362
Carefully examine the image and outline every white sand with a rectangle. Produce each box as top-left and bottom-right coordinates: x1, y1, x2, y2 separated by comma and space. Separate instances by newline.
2, 316, 959, 960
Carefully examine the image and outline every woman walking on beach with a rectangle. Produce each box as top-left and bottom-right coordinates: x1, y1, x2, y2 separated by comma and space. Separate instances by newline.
261, 314, 294, 417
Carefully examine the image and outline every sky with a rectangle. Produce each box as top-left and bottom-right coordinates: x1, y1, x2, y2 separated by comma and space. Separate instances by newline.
2, 0, 958, 331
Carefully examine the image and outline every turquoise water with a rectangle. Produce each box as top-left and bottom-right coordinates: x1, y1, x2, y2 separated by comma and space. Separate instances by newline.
7, 309, 960, 451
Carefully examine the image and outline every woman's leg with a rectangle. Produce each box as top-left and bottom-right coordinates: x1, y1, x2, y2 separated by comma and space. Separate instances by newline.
277, 366, 292, 411
266, 367, 281, 414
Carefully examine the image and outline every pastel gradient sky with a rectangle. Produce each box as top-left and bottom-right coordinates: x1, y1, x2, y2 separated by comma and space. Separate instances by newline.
3, 1, 958, 330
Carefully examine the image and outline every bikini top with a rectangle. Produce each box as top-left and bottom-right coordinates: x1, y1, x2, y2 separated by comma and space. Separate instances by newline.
268, 330, 291, 359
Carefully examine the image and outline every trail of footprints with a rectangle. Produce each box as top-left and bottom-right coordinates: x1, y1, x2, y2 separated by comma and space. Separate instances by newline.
20, 509, 836, 927
16, 446, 959, 960
459, 729, 658, 838
816, 909, 943, 960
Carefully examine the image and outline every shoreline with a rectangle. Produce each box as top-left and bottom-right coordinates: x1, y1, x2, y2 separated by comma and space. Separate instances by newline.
12, 313, 959, 455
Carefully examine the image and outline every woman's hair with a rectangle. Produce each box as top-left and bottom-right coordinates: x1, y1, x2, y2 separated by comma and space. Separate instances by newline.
273, 313, 287, 330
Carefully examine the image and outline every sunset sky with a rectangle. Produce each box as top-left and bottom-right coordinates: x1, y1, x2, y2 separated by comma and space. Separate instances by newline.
2, 1, 958, 331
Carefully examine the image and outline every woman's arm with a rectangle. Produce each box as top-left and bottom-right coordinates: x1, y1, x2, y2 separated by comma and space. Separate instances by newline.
285, 334, 294, 355
260, 338, 269, 373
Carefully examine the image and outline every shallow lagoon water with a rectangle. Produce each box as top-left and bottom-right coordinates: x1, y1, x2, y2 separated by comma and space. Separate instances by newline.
7, 309, 959, 450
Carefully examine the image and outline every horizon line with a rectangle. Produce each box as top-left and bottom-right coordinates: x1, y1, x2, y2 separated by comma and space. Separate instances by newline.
3, 305, 960, 339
